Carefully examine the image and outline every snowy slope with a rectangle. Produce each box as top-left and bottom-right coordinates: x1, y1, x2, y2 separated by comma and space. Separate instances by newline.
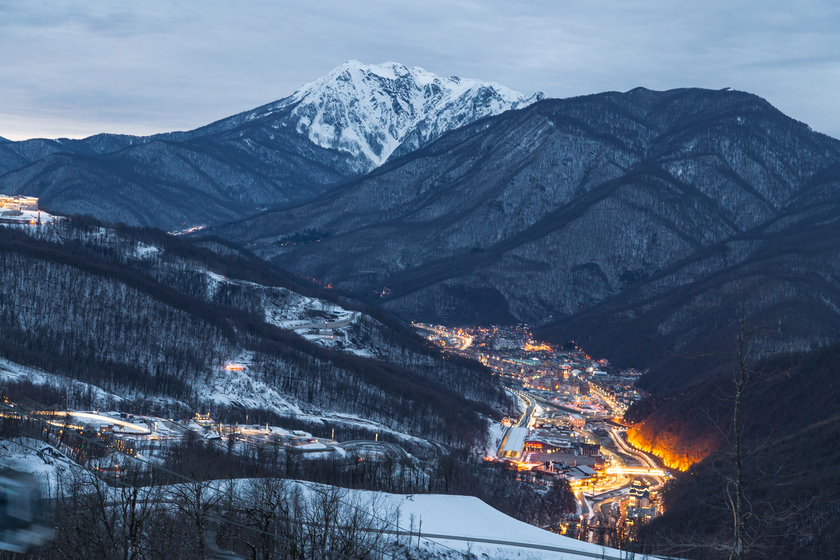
384, 492, 667, 560
0, 432, 657, 560
0, 357, 126, 408
1, 220, 511, 441
181, 479, 672, 560
247, 60, 543, 171
202, 269, 381, 358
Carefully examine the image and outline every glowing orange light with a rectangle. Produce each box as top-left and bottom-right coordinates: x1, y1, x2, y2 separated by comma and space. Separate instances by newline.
626, 426, 714, 472
224, 363, 246, 371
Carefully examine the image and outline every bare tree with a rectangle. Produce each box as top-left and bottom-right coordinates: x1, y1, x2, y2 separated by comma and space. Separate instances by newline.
169, 479, 222, 559
728, 297, 753, 560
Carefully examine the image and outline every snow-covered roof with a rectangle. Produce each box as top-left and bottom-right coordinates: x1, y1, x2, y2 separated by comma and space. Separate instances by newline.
499, 427, 529, 456
576, 465, 596, 476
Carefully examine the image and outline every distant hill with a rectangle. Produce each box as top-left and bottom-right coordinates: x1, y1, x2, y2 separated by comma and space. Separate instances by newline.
537, 162, 840, 390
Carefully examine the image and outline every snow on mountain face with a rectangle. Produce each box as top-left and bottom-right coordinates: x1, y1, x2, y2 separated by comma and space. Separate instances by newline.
280, 60, 543, 171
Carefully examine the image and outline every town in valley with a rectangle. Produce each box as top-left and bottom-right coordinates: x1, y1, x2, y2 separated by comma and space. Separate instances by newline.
415, 323, 668, 540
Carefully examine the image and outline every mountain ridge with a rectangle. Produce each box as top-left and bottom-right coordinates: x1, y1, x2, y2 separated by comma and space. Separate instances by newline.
207, 86, 840, 370
0, 61, 539, 229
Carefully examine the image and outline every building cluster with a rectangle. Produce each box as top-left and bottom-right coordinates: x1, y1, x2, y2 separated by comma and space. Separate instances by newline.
0, 195, 38, 212
498, 418, 607, 490
0, 194, 44, 225
597, 376, 645, 408
528, 365, 644, 410
87, 414, 153, 457
418, 324, 647, 407
417, 322, 664, 530
625, 478, 657, 526
535, 375, 590, 395
101, 431, 137, 457
418, 324, 595, 381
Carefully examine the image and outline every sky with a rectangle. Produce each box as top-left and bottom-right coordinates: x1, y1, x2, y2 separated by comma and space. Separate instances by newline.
2, 0, 839, 141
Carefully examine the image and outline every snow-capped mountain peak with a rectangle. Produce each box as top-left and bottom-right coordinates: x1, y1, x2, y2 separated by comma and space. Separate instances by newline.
280, 60, 543, 170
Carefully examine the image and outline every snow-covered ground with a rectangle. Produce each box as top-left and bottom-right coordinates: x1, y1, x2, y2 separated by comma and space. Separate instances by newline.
271, 410, 437, 451
0, 357, 125, 407
0, 352, 435, 454
0, 438, 94, 500
533, 402, 546, 423
508, 388, 528, 416
0, 436, 664, 560
202, 268, 379, 358
485, 421, 506, 458
139, 477, 661, 560
192, 355, 302, 414
0, 223, 459, 458
0, 438, 71, 481
0, 350, 432, 450
133, 241, 160, 259
0, 357, 192, 414
200, 268, 352, 332
0, 208, 59, 225
382, 492, 663, 560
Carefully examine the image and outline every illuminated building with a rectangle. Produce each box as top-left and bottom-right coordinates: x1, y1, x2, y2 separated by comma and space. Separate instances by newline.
499, 427, 529, 459
628, 478, 650, 508
0, 195, 39, 211
579, 442, 601, 456
194, 412, 216, 427
114, 437, 136, 456
568, 413, 585, 429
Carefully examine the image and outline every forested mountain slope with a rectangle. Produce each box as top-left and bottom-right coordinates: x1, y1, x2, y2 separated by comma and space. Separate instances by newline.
212, 88, 840, 337
537, 163, 840, 389
0, 218, 511, 447
627, 341, 840, 560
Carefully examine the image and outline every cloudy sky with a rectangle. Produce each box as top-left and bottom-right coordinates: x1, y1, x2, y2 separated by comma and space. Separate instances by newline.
2, 0, 839, 140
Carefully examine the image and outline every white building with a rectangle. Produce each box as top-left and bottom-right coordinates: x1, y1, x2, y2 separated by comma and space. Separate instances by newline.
0, 195, 38, 211
499, 427, 529, 459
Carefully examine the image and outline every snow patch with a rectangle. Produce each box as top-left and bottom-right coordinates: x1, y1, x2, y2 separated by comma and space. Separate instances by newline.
133, 242, 160, 258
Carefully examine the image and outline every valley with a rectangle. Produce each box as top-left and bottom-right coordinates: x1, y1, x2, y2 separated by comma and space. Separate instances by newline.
418, 323, 669, 544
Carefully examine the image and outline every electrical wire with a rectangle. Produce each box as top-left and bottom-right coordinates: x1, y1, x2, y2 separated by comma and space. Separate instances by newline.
1, 431, 405, 560
3, 413, 676, 560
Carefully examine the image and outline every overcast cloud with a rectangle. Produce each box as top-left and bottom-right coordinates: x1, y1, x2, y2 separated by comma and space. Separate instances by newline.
2, 0, 839, 140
